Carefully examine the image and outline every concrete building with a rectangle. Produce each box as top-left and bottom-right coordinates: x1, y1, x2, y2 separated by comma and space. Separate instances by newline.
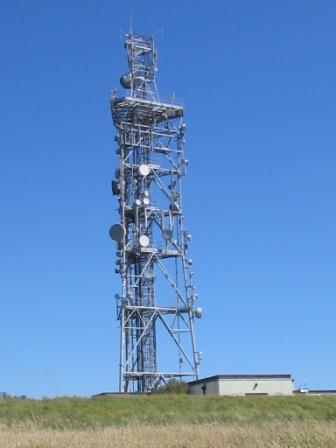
188, 374, 294, 396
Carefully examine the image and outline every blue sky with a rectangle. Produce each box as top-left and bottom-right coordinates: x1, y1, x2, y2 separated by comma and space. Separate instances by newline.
1, 0, 336, 397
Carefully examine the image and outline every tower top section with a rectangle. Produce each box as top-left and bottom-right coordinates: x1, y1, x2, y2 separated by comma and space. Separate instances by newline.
120, 34, 158, 101
112, 33, 183, 127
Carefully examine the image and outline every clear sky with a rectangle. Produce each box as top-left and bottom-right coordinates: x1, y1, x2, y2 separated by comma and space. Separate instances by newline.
1, 0, 336, 397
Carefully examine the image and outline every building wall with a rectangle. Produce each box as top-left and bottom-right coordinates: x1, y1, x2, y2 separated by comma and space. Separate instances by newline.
188, 378, 293, 396
218, 378, 293, 396
188, 379, 219, 396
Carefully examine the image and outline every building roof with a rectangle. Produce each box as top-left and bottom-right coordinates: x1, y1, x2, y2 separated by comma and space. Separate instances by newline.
188, 374, 292, 386
294, 389, 336, 395
91, 392, 149, 398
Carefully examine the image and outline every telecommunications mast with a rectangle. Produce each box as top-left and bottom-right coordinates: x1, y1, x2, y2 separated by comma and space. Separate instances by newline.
110, 34, 202, 392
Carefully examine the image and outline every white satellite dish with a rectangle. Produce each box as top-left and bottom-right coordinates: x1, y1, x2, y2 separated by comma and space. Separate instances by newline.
139, 164, 150, 176
144, 267, 154, 279
195, 307, 203, 319
109, 224, 125, 242
139, 235, 150, 247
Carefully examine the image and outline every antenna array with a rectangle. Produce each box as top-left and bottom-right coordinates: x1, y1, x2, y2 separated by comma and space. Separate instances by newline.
110, 34, 202, 392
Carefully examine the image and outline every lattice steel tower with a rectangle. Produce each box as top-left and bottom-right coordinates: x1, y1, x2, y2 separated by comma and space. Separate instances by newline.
109, 34, 202, 392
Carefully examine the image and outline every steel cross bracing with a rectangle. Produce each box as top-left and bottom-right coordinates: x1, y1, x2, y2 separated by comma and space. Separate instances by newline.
110, 34, 202, 392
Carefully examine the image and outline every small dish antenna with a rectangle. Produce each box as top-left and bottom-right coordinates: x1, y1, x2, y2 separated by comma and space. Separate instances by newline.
139, 164, 150, 176
109, 224, 125, 242
144, 267, 154, 279
194, 307, 203, 319
139, 235, 150, 247
120, 73, 132, 89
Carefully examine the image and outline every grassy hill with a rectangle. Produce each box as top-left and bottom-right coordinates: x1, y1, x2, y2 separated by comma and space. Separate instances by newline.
1, 394, 336, 428
1, 395, 336, 447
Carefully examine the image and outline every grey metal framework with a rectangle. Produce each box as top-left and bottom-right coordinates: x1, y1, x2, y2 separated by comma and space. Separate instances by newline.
110, 33, 202, 392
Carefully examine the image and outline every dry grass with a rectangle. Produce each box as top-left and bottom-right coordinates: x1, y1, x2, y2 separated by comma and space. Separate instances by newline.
2, 395, 336, 428
1, 396, 336, 446
1, 422, 336, 448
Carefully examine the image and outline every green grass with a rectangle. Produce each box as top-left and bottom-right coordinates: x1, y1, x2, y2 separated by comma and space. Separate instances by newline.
1, 395, 336, 429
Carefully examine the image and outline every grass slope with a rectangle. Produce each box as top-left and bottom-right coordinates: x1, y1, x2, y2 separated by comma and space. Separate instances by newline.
1, 395, 336, 429
2, 423, 336, 448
